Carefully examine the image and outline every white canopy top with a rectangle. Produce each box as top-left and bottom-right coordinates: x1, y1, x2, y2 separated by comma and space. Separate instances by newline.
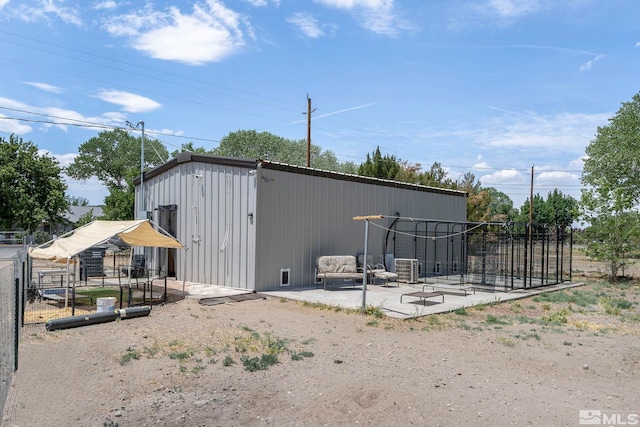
29, 219, 184, 263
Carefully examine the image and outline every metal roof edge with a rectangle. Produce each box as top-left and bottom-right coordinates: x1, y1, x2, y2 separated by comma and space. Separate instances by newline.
135, 153, 258, 185
258, 160, 467, 198
135, 154, 466, 198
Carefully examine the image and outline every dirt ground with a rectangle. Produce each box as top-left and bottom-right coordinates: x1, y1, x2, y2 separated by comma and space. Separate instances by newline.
2, 256, 640, 426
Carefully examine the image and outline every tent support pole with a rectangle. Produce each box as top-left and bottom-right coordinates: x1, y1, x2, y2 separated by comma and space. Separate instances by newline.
362, 219, 369, 311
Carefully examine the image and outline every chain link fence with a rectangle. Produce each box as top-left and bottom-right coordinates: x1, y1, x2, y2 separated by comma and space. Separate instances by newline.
388, 219, 572, 290
0, 248, 24, 418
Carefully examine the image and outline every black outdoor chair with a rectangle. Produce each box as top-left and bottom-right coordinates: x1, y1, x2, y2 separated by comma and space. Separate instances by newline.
121, 254, 146, 278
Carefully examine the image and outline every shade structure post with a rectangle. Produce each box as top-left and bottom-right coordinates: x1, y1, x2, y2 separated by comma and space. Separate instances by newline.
353, 215, 384, 312
362, 219, 369, 311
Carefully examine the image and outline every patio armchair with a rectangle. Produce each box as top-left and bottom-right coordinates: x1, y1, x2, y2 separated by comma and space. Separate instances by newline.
356, 254, 398, 286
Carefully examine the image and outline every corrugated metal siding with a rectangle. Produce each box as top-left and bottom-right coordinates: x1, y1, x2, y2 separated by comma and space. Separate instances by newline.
140, 161, 257, 290
253, 165, 467, 291
141, 155, 466, 291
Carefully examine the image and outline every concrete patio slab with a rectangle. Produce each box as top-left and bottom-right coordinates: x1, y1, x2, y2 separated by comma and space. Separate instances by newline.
86, 276, 585, 320
260, 281, 585, 319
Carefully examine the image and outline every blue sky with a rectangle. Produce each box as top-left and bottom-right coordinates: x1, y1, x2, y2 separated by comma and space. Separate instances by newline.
0, 0, 638, 208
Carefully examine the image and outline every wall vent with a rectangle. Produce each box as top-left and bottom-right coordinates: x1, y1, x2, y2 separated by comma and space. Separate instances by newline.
280, 268, 291, 287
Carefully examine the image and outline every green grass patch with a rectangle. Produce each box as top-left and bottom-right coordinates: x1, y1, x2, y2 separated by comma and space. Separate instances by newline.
513, 315, 544, 325
143, 341, 160, 357
453, 307, 468, 316
514, 331, 541, 341
599, 296, 634, 316
359, 305, 385, 318
191, 365, 206, 374
168, 351, 192, 361
542, 308, 569, 324
510, 301, 523, 313
119, 347, 140, 366
485, 315, 510, 325
290, 351, 314, 361
264, 335, 289, 354
621, 312, 640, 323
532, 289, 601, 307
222, 355, 235, 366
241, 354, 279, 372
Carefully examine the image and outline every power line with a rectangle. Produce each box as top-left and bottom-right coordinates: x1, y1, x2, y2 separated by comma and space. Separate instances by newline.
0, 30, 302, 111
0, 111, 220, 146
0, 108, 584, 192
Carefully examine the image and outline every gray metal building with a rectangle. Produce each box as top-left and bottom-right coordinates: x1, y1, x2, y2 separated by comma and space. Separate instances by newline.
138, 153, 467, 292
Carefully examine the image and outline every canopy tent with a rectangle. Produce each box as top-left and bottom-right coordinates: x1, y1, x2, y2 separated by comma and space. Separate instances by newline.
29, 219, 185, 263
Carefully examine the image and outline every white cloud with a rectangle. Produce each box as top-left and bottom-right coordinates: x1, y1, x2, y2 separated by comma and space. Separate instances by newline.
480, 108, 608, 154
243, 0, 267, 5
103, 1, 249, 65
450, 0, 540, 30
314, 0, 409, 36
94, 1, 117, 11
65, 175, 109, 205
480, 168, 526, 185
49, 152, 77, 167
41, 106, 125, 131
94, 90, 162, 113
0, 113, 33, 134
0, 0, 9, 9
482, 0, 540, 18
0, 95, 128, 133
471, 161, 492, 170
12, 0, 83, 26
287, 12, 326, 38
24, 81, 64, 94
579, 54, 605, 72
568, 156, 585, 171
315, 0, 390, 7
536, 170, 579, 184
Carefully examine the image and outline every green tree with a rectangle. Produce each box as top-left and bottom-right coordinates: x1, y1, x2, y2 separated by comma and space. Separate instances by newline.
67, 129, 168, 220
517, 194, 546, 226
0, 134, 68, 230
485, 188, 517, 221
518, 190, 578, 228
67, 195, 90, 206
358, 147, 400, 179
419, 162, 453, 188
75, 208, 98, 227
394, 161, 423, 184
102, 186, 135, 220
101, 170, 137, 220
581, 92, 640, 280
170, 142, 210, 157
544, 189, 579, 227
582, 189, 640, 280
212, 129, 355, 173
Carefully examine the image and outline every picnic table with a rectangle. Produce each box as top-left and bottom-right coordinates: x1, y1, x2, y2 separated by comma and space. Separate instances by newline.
400, 291, 444, 305
422, 283, 475, 296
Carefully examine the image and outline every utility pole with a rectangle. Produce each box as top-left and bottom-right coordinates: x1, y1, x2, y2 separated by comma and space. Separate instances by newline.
528, 165, 534, 288
529, 165, 534, 228
126, 120, 146, 218
303, 94, 316, 167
